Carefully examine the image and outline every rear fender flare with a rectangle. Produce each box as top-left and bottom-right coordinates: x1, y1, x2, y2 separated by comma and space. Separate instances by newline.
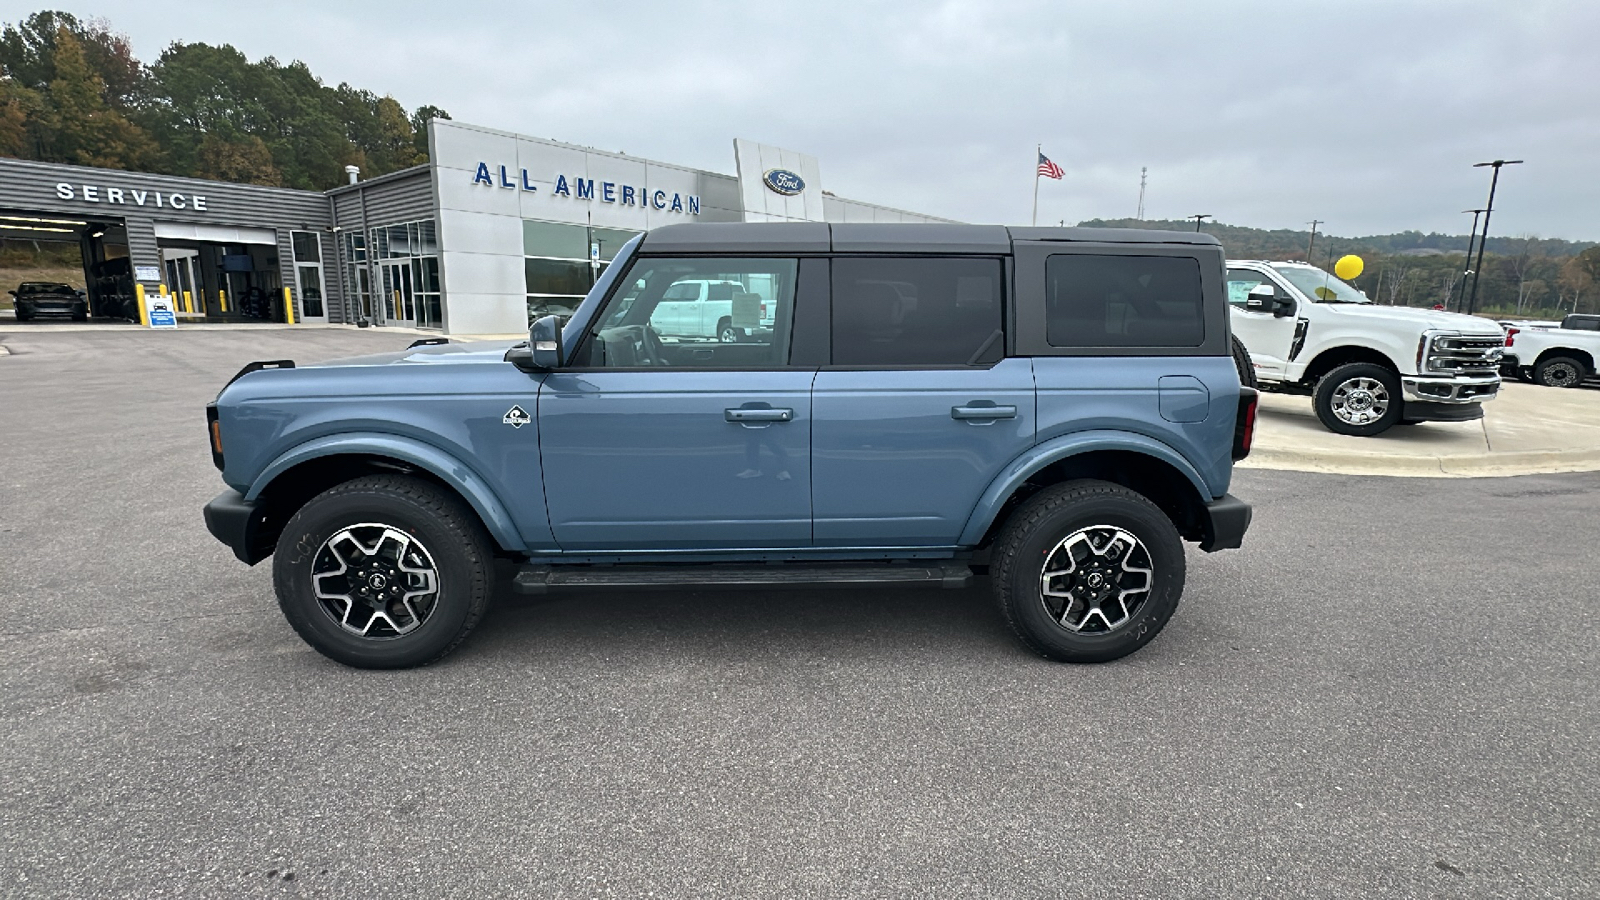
958, 430, 1212, 546
245, 432, 527, 553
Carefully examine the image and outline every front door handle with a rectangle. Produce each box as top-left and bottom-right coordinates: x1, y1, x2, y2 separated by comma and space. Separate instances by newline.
951, 404, 1018, 421
725, 407, 794, 423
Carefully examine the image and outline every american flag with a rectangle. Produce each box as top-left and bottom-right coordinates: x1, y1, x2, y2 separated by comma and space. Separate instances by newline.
1037, 152, 1064, 180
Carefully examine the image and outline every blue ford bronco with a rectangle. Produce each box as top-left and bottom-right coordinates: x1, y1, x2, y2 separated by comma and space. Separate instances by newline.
203, 223, 1256, 669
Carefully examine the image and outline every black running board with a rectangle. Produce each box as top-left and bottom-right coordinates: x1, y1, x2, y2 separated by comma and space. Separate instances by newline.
512, 562, 974, 595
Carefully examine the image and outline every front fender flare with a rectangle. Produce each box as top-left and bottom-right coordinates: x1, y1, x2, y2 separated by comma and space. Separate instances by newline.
245, 432, 527, 553
957, 430, 1212, 546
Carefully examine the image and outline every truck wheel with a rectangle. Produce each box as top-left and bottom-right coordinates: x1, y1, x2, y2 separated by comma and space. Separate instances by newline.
717, 317, 737, 343
1230, 335, 1258, 389
990, 480, 1186, 664
1313, 362, 1403, 436
1533, 356, 1587, 388
272, 475, 493, 669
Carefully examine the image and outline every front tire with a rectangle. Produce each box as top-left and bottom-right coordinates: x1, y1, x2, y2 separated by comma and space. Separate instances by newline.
272, 475, 493, 669
1313, 362, 1403, 436
1534, 356, 1587, 388
990, 480, 1186, 664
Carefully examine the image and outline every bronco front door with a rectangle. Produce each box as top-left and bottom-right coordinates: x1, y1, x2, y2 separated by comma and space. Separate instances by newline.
537, 256, 813, 552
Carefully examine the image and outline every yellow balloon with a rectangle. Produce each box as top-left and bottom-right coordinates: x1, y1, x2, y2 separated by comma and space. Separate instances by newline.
1334, 254, 1364, 280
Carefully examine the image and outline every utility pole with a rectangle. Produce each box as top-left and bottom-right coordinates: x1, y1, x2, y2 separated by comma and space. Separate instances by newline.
1305, 220, 1323, 261
1189, 213, 1212, 232
1453, 208, 1485, 312
1465, 159, 1523, 315
1136, 167, 1147, 220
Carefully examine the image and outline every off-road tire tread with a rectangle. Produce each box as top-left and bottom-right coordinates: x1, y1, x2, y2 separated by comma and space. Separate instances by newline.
990, 479, 1183, 661
273, 474, 493, 668
1231, 334, 1258, 389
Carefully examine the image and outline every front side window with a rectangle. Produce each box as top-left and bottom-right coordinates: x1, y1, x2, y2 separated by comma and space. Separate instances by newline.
830, 257, 1004, 366
1227, 268, 1277, 309
574, 257, 798, 368
1046, 254, 1204, 348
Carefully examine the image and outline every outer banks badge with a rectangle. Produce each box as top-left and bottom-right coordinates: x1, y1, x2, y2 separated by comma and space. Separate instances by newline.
502, 405, 531, 429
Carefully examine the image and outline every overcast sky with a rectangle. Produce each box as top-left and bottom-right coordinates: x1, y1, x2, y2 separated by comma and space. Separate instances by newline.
9, 0, 1598, 240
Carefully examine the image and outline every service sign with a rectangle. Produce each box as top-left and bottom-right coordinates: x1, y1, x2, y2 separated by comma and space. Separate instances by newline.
146, 294, 177, 329
134, 265, 161, 282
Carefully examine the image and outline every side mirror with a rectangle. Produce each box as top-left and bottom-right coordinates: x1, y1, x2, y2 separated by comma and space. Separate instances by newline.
1244, 284, 1276, 312
1272, 296, 1295, 318
507, 314, 565, 371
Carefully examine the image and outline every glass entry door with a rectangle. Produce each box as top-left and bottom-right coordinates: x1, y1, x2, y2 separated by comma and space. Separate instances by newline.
382, 261, 415, 325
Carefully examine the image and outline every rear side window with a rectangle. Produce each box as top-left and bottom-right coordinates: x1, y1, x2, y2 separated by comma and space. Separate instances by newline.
831, 257, 1004, 366
1047, 255, 1204, 348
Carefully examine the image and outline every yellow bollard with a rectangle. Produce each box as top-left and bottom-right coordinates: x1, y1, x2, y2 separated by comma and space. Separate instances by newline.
218, 290, 225, 315
282, 287, 296, 325
135, 284, 150, 326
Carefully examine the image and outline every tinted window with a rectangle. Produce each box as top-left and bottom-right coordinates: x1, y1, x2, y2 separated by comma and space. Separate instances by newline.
1047, 255, 1204, 348
831, 257, 1004, 366
577, 257, 798, 368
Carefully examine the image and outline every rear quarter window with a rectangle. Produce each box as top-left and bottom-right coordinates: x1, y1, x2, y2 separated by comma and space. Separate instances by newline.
1046, 255, 1204, 348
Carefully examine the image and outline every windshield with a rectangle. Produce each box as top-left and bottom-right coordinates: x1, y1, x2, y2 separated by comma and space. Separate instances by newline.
1272, 264, 1370, 304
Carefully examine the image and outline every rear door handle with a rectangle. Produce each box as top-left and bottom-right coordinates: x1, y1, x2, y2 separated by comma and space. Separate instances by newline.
951, 404, 1017, 420
725, 407, 794, 423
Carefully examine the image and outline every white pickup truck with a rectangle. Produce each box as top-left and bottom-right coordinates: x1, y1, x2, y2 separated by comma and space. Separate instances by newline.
646, 278, 776, 343
1227, 260, 1505, 436
1501, 318, 1600, 388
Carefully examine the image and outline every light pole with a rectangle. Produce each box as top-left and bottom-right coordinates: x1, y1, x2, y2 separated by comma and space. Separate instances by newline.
1465, 159, 1523, 315
1189, 214, 1212, 232
1452, 208, 1485, 312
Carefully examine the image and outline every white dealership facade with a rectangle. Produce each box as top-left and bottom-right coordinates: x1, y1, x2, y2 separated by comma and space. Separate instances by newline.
0, 119, 954, 334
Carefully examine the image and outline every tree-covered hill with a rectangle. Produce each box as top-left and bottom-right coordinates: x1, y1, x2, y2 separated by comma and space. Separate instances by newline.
0, 9, 448, 190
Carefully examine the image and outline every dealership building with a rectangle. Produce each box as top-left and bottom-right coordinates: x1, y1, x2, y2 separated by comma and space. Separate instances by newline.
0, 120, 953, 334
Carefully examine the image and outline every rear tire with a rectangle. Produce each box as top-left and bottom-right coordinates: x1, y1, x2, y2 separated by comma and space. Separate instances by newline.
990, 480, 1186, 664
717, 317, 737, 343
1230, 334, 1259, 389
1533, 356, 1587, 388
1313, 362, 1403, 436
272, 475, 494, 669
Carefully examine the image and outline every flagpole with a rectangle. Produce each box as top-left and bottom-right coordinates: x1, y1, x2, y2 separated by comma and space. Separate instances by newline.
1031, 144, 1040, 226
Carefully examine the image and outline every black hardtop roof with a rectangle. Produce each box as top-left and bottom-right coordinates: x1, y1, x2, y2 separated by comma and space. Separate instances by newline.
640, 222, 1220, 254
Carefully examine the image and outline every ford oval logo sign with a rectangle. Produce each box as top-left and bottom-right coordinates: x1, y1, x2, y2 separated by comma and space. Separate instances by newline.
762, 169, 805, 196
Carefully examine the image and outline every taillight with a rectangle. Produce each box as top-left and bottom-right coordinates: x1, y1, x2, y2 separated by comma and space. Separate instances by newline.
1505, 327, 1519, 347
206, 402, 225, 471
1232, 388, 1258, 461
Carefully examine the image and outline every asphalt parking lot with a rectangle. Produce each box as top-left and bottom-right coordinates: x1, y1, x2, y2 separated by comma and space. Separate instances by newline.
1, 327, 1596, 898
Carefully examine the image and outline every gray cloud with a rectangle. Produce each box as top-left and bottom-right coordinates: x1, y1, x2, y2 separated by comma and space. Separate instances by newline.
11, 0, 1597, 238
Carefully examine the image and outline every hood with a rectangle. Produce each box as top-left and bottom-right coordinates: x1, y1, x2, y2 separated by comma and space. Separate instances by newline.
1318, 304, 1504, 335
307, 340, 522, 368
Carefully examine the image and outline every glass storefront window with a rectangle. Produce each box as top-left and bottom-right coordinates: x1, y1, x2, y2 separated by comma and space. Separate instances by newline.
523, 220, 589, 259
418, 220, 437, 255
525, 258, 592, 296
590, 227, 638, 262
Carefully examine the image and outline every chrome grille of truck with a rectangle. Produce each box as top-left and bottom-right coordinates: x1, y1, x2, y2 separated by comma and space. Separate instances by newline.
1426, 335, 1504, 375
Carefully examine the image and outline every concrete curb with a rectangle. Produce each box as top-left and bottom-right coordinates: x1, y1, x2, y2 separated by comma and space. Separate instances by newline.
1239, 445, 1600, 478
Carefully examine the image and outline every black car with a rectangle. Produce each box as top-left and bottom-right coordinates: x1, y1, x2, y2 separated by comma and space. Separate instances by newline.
9, 282, 88, 321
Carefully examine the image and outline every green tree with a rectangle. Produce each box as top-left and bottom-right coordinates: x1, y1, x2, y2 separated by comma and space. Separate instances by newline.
0, 76, 41, 156
195, 132, 281, 185
39, 26, 154, 168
